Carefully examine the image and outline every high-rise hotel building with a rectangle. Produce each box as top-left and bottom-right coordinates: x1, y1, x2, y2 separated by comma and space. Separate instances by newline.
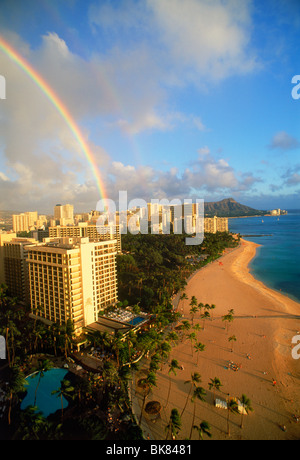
27, 237, 118, 335
48, 223, 122, 254
2, 237, 38, 302
204, 216, 229, 233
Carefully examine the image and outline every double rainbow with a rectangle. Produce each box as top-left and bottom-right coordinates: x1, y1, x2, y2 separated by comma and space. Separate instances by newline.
0, 35, 107, 201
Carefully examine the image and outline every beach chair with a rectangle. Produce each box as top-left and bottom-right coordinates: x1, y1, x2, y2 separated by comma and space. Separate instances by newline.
215, 398, 227, 410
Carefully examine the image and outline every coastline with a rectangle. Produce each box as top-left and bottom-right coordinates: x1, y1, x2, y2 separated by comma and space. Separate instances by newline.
135, 238, 300, 440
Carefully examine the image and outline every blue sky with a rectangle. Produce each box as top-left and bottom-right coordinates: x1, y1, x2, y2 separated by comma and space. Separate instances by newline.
0, 0, 299, 212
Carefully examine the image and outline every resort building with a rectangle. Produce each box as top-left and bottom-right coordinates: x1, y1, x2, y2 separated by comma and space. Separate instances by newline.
26, 237, 118, 335
0, 232, 17, 285
48, 223, 122, 253
3, 237, 39, 303
204, 216, 229, 234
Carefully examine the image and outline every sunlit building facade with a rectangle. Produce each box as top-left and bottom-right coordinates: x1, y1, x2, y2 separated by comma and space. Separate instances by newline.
27, 237, 118, 335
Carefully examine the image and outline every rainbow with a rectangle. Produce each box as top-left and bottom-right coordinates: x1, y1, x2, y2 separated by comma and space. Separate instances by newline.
0, 35, 107, 201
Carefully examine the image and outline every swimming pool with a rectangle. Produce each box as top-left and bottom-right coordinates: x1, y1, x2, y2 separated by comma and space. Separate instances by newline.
127, 316, 145, 326
21, 368, 69, 418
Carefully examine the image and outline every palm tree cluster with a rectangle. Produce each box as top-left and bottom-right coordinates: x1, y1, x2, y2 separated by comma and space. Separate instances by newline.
0, 284, 75, 370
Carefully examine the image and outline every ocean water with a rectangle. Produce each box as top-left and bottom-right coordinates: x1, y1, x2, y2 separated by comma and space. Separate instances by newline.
228, 211, 300, 303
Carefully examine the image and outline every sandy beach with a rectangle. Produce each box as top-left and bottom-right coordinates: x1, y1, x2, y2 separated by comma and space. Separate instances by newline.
134, 239, 300, 440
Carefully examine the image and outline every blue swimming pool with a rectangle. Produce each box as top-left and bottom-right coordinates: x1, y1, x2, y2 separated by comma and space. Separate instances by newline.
128, 316, 145, 326
21, 368, 69, 418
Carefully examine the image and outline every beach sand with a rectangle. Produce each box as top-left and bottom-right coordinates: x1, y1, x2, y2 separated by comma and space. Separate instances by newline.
134, 239, 300, 440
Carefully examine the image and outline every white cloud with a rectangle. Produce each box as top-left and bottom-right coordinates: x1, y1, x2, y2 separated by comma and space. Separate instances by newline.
269, 131, 300, 151
0, 171, 9, 182
148, 0, 257, 81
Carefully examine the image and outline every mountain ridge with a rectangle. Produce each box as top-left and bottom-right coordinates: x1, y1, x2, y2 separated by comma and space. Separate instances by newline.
204, 198, 266, 217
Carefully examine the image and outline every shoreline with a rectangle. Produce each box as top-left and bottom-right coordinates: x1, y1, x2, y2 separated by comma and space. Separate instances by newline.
135, 238, 300, 440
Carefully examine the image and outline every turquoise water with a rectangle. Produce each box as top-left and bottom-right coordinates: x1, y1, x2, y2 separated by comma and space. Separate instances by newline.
21, 368, 69, 418
229, 211, 300, 303
128, 316, 145, 326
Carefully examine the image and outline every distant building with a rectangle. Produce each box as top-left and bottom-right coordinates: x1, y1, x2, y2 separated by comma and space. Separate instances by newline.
12, 212, 39, 233
53, 204, 74, 226
12, 213, 29, 233
204, 216, 229, 234
31, 228, 50, 242
269, 209, 287, 216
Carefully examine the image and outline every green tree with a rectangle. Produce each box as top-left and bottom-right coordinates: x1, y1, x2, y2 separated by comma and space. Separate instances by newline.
16, 405, 48, 440
165, 359, 181, 408
34, 359, 53, 406
208, 377, 223, 402
189, 386, 206, 439
181, 372, 202, 418
181, 320, 191, 342
5, 365, 27, 425
194, 342, 205, 366
239, 394, 253, 429
187, 332, 196, 356
192, 421, 212, 440
222, 310, 235, 333
138, 371, 157, 426
227, 398, 239, 436
52, 379, 74, 422
165, 408, 182, 440
228, 335, 237, 352
179, 292, 188, 311
201, 311, 210, 330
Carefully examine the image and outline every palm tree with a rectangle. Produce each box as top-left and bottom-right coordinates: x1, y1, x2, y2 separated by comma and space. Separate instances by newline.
197, 302, 204, 317
52, 379, 74, 422
201, 311, 210, 330
166, 331, 179, 347
181, 320, 191, 342
165, 408, 182, 440
111, 332, 125, 369
165, 359, 181, 408
187, 332, 196, 356
192, 421, 212, 440
226, 398, 239, 436
239, 394, 253, 429
193, 323, 202, 336
190, 296, 198, 308
17, 405, 48, 440
61, 320, 75, 358
34, 359, 53, 406
6, 365, 27, 425
210, 304, 216, 320
181, 372, 201, 418
228, 335, 237, 352
222, 309, 235, 333
208, 377, 223, 403
157, 341, 171, 370
194, 342, 205, 365
189, 306, 197, 325
189, 386, 206, 439
138, 371, 157, 426
179, 292, 188, 312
